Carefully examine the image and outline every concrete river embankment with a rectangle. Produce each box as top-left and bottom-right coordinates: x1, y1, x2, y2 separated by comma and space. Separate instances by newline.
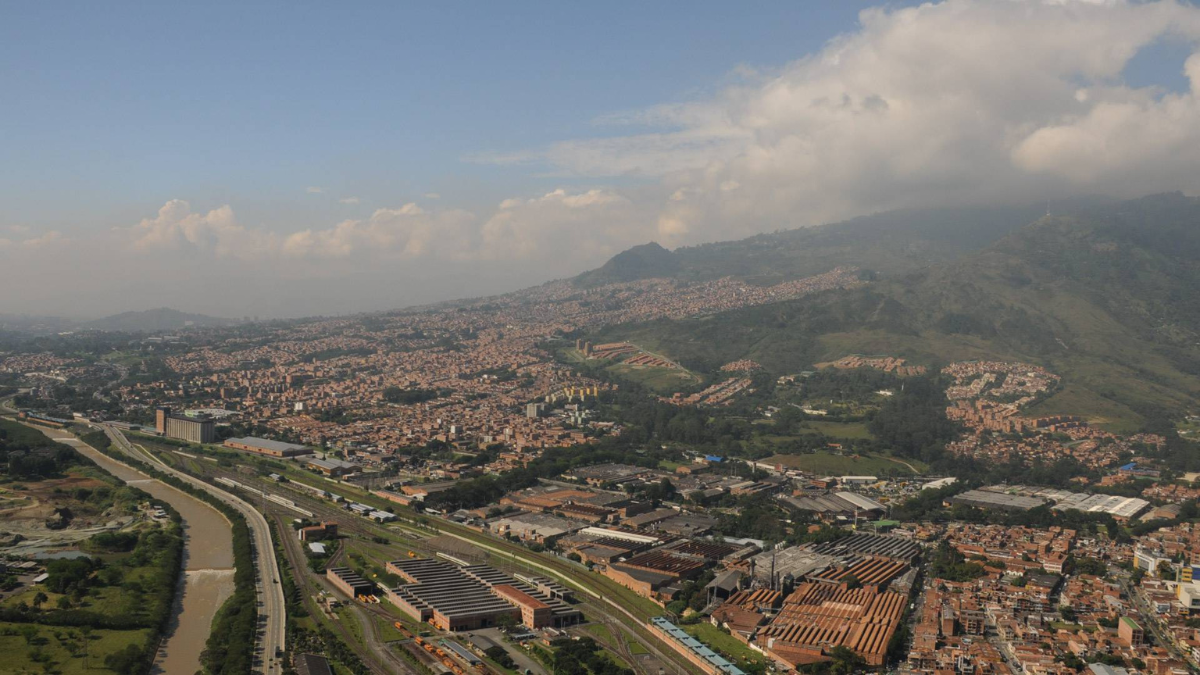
30, 425, 235, 675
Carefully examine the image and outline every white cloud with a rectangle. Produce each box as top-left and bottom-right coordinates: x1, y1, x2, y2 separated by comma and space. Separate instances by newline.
480, 188, 644, 259
424, 193, 441, 200
282, 203, 477, 261
11, 0, 1200, 319
305, 186, 323, 194
124, 199, 277, 260
0, 226, 62, 250
478, 0, 1200, 243
112, 193, 642, 267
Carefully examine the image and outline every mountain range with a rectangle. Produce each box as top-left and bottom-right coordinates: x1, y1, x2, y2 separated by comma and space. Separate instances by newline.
579, 193, 1200, 433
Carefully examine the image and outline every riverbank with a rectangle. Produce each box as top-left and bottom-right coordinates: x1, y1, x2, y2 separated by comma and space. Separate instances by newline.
24, 424, 235, 675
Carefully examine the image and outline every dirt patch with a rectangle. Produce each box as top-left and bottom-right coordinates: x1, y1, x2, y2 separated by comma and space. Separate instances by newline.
0, 473, 140, 558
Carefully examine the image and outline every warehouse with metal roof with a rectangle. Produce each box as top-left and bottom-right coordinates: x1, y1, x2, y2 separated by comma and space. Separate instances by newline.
384, 558, 580, 631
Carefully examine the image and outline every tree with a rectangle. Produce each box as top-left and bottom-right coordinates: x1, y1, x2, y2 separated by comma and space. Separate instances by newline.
32, 591, 48, 609
485, 646, 515, 669
828, 646, 866, 675
104, 644, 146, 674
80, 626, 93, 670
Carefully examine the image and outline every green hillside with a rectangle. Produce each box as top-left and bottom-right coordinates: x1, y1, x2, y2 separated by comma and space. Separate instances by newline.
585, 193, 1200, 432
573, 200, 1103, 288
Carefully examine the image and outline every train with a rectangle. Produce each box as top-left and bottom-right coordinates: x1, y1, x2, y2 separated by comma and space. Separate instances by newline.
212, 476, 314, 517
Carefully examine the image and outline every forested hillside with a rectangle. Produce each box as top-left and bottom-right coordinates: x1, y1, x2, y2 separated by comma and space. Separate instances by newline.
585, 193, 1200, 431
573, 201, 1103, 288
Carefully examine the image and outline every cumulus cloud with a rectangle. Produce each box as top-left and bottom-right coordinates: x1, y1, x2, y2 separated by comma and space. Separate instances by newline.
11, 0, 1200, 319
482, 188, 643, 259
283, 203, 477, 261
112, 192, 645, 267
0, 229, 66, 249
124, 199, 277, 260
478, 0, 1200, 243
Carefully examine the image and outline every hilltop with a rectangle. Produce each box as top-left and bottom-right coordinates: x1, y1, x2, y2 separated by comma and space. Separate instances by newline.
83, 307, 235, 333
583, 193, 1200, 432
572, 201, 1105, 288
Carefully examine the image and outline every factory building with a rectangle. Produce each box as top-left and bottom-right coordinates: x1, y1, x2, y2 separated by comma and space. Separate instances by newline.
383, 558, 580, 631
156, 406, 215, 444
326, 567, 373, 599
224, 436, 313, 457
758, 583, 906, 668
298, 522, 338, 542
948, 489, 1048, 512
649, 617, 746, 675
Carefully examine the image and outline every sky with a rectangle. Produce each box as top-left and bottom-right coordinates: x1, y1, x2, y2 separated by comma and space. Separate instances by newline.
3, 0, 1200, 319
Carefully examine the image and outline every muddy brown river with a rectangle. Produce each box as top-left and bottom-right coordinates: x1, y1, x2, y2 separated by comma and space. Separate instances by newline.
33, 427, 236, 675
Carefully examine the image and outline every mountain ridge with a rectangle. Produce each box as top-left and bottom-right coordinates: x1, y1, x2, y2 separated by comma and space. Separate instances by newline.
571, 198, 1112, 288
582, 193, 1200, 432
82, 307, 235, 333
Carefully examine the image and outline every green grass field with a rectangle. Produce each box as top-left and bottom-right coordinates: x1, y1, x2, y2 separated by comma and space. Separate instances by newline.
1023, 383, 1144, 434
801, 420, 874, 440
764, 451, 925, 475
0, 622, 151, 674
1179, 417, 1200, 441
682, 622, 765, 670
557, 341, 701, 394
604, 361, 699, 394
580, 623, 615, 645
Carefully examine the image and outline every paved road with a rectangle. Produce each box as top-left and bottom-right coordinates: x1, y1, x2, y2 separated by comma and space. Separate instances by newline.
105, 425, 287, 675
21, 421, 236, 674
271, 512, 411, 675
1119, 573, 1196, 669
180, 456, 698, 675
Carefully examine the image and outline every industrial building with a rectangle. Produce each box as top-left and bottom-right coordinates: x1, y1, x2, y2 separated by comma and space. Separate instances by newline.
951, 485, 1151, 520
224, 436, 313, 457
298, 522, 338, 541
486, 512, 577, 543
780, 492, 886, 520
383, 558, 580, 631
649, 617, 746, 675
809, 532, 922, 564
757, 582, 906, 668
742, 533, 920, 586
326, 566, 372, 599
601, 540, 741, 603
948, 489, 1049, 512
307, 457, 356, 476
155, 406, 215, 444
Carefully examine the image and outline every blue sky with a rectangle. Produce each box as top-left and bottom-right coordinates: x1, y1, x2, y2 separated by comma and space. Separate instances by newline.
1, 2, 892, 232
2, 1, 1199, 318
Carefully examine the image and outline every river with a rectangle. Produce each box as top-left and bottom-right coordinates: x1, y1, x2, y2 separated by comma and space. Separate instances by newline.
29, 425, 236, 675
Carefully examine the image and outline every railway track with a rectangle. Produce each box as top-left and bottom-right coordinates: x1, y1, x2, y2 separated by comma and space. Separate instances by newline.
149, 448, 695, 675
272, 511, 414, 675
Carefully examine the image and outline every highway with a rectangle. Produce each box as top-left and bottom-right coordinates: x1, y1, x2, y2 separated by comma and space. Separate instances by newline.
103, 425, 287, 675
193, 459, 697, 675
